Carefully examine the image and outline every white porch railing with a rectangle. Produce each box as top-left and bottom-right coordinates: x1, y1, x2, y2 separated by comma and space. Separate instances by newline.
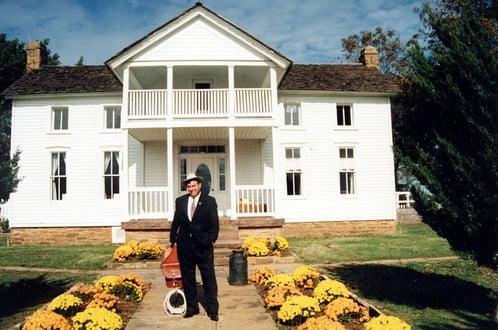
236, 185, 275, 216
173, 89, 228, 117
128, 187, 169, 219
235, 88, 272, 116
128, 90, 167, 118
396, 191, 415, 209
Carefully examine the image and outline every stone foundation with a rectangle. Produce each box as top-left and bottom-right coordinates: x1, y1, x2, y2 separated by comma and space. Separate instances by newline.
281, 220, 396, 238
10, 227, 112, 244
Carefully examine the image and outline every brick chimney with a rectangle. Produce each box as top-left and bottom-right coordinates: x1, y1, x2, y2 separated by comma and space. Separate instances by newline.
360, 45, 379, 69
26, 41, 46, 72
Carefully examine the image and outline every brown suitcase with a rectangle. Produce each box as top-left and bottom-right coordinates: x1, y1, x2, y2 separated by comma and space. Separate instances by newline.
161, 245, 182, 288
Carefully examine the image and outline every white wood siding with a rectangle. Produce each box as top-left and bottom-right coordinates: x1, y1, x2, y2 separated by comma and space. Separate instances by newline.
9, 96, 125, 227
276, 95, 396, 222
144, 141, 167, 186
128, 135, 144, 187
235, 140, 262, 185
133, 17, 266, 62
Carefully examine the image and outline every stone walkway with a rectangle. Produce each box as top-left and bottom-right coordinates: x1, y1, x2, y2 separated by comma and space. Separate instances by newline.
104, 265, 295, 330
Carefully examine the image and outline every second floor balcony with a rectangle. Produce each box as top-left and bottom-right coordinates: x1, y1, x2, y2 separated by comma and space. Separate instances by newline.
125, 65, 276, 122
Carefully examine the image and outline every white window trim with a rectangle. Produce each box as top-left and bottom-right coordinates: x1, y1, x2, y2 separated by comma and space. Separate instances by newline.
283, 144, 305, 199
102, 105, 122, 132
48, 148, 70, 202
48, 106, 71, 134
101, 148, 123, 201
339, 169, 356, 196
283, 103, 302, 127
335, 104, 355, 130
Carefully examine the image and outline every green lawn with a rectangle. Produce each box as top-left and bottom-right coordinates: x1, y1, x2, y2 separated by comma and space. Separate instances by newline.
0, 270, 97, 329
324, 259, 497, 329
289, 223, 455, 264
0, 244, 115, 270
0, 233, 8, 246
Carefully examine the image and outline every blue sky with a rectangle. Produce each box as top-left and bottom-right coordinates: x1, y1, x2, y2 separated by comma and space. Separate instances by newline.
0, 0, 424, 65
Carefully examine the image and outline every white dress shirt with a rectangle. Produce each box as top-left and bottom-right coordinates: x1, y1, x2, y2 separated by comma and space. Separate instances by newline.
187, 193, 201, 221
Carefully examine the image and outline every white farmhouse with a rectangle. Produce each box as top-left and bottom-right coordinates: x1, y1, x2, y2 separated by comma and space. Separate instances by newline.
3, 3, 400, 244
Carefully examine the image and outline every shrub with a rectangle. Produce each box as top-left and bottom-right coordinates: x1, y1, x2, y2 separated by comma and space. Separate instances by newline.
0, 219, 9, 233
119, 273, 146, 291
364, 315, 411, 330
94, 275, 121, 293
313, 279, 350, 304
297, 316, 346, 330
266, 274, 296, 289
249, 267, 276, 286
46, 293, 83, 317
265, 286, 303, 309
110, 281, 143, 302
87, 292, 119, 312
277, 295, 321, 325
293, 265, 321, 289
247, 241, 270, 256
126, 239, 141, 253
274, 235, 289, 251
72, 307, 123, 330
112, 245, 134, 262
22, 309, 71, 330
324, 297, 370, 323
136, 240, 165, 259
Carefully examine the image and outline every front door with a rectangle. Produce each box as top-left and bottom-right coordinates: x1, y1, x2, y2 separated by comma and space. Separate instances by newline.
190, 157, 215, 197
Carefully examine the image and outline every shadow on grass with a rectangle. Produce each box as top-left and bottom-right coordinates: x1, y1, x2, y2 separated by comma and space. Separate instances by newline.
0, 275, 72, 318
324, 264, 497, 329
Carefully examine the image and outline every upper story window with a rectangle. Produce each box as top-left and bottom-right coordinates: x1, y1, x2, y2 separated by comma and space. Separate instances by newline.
52, 107, 68, 130
105, 106, 121, 129
51, 152, 67, 200
284, 103, 300, 126
336, 105, 352, 127
339, 147, 354, 159
285, 147, 301, 159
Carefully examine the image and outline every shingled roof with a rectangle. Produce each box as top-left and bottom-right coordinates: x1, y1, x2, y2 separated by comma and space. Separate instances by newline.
279, 64, 401, 93
3, 63, 401, 97
2, 65, 122, 97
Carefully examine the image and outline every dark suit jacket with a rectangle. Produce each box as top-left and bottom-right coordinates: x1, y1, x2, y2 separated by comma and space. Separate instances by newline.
170, 193, 219, 248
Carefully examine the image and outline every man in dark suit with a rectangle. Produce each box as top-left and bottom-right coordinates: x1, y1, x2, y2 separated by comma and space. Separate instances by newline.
170, 173, 220, 321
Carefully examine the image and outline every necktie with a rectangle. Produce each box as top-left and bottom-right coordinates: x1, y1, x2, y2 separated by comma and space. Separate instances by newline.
190, 198, 197, 221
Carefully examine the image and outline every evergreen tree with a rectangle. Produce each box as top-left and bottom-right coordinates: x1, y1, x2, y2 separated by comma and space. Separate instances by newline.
398, 0, 497, 266
75, 56, 84, 66
0, 34, 59, 201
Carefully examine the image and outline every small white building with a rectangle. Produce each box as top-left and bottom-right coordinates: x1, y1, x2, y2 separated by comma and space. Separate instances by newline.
4, 3, 399, 244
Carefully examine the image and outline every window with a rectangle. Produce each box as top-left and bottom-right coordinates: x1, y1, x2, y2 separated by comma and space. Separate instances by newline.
179, 158, 187, 191
179, 145, 225, 154
336, 105, 352, 126
339, 170, 355, 194
52, 107, 68, 130
105, 106, 121, 129
51, 152, 67, 200
286, 170, 302, 196
339, 148, 354, 159
285, 147, 301, 159
284, 103, 300, 126
104, 151, 120, 199
219, 158, 226, 191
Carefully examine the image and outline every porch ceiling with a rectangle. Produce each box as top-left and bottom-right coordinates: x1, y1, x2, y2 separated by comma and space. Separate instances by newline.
129, 128, 167, 141
129, 126, 271, 142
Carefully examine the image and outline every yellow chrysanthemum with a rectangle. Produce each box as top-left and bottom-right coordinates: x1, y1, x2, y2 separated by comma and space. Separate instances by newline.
266, 274, 296, 289
249, 267, 276, 286
313, 279, 350, 303
47, 293, 83, 317
72, 307, 123, 330
364, 315, 411, 330
22, 309, 71, 330
297, 316, 346, 330
277, 295, 321, 325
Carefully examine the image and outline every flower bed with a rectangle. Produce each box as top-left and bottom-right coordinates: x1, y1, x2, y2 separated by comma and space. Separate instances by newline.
22, 273, 149, 330
242, 235, 290, 257
112, 240, 165, 262
250, 265, 411, 329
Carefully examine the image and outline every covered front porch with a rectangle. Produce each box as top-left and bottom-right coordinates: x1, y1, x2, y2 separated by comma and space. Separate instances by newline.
125, 126, 279, 220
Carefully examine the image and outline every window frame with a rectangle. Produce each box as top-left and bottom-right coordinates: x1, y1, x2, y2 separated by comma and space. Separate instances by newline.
286, 169, 302, 196
218, 157, 226, 192
50, 106, 69, 132
284, 103, 301, 126
103, 150, 121, 200
179, 158, 187, 192
339, 169, 355, 195
50, 151, 67, 201
336, 104, 354, 128
104, 106, 122, 130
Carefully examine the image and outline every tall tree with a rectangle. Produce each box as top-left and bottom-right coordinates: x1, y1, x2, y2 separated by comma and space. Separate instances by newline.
398, 0, 497, 266
0, 34, 60, 201
75, 56, 84, 66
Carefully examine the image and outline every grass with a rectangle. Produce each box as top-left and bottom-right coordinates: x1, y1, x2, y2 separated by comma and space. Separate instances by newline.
0, 244, 115, 270
0, 270, 97, 329
0, 233, 8, 246
323, 259, 497, 330
289, 223, 456, 264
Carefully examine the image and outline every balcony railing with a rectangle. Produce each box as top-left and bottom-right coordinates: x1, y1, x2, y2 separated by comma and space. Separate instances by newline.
173, 89, 228, 117
128, 187, 169, 219
128, 90, 167, 118
235, 88, 272, 116
236, 185, 275, 216
396, 191, 416, 209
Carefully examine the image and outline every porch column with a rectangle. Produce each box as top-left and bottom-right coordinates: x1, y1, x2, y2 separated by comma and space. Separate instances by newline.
228, 65, 235, 120
272, 126, 281, 218
122, 67, 130, 220
270, 66, 278, 119
167, 128, 174, 219
167, 65, 173, 121
229, 127, 237, 219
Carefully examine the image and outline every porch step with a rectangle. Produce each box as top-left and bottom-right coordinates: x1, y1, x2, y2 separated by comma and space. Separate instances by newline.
214, 239, 241, 249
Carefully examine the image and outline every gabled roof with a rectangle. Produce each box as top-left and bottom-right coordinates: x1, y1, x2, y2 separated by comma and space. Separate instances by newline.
279, 64, 401, 94
105, 2, 291, 70
2, 66, 121, 97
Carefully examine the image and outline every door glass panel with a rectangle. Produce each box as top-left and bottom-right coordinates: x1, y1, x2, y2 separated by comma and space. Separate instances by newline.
195, 163, 211, 195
